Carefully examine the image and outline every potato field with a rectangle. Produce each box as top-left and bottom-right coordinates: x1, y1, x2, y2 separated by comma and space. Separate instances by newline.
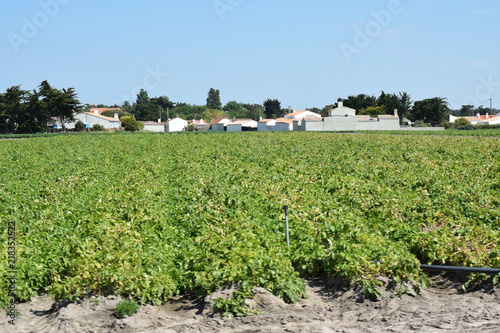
1, 132, 499, 316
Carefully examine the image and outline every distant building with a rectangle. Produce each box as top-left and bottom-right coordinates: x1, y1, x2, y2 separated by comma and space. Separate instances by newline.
141, 120, 167, 132
210, 115, 231, 132
284, 110, 321, 120
299, 102, 400, 131
226, 119, 258, 132
89, 107, 121, 115
74, 110, 121, 129
166, 116, 188, 132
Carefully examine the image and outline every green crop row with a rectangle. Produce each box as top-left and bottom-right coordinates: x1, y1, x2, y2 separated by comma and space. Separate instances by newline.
1, 132, 499, 315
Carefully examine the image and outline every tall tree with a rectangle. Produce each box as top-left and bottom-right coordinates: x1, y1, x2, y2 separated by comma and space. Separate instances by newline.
377, 91, 399, 115
459, 105, 474, 116
134, 89, 160, 121
206, 88, 222, 110
396, 92, 412, 122
263, 99, 281, 118
38, 81, 79, 131
0, 86, 28, 133
343, 94, 377, 111
410, 97, 449, 124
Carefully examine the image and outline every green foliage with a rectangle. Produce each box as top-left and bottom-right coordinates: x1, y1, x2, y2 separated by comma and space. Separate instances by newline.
91, 124, 106, 131
358, 106, 387, 117
213, 285, 260, 318
0, 132, 498, 311
454, 117, 470, 126
206, 88, 222, 110
74, 120, 86, 132
0, 82, 80, 134
101, 110, 132, 119
410, 97, 449, 124
263, 99, 281, 118
114, 300, 139, 317
120, 116, 143, 131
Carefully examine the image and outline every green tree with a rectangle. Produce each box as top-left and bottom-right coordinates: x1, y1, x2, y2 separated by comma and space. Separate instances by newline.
223, 101, 251, 119
91, 124, 106, 132
321, 103, 337, 117
459, 105, 474, 117
410, 97, 449, 125
242, 103, 264, 120
395, 92, 412, 124
134, 89, 159, 121
358, 106, 387, 117
344, 94, 377, 111
151, 96, 174, 121
120, 116, 143, 131
38, 81, 79, 131
377, 91, 399, 115
454, 117, 470, 126
263, 99, 281, 118
206, 88, 222, 109
0, 86, 28, 133
102, 110, 132, 119
74, 120, 86, 132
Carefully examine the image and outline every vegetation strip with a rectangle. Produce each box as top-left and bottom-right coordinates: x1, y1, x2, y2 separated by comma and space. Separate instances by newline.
0, 132, 499, 316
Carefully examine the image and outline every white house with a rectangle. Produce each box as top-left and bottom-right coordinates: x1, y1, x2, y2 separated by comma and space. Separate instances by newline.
284, 110, 321, 120
450, 113, 500, 125
166, 116, 188, 132
300, 102, 400, 131
478, 115, 500, 125
74, 111, 121, 129
257, 119, 277, 132
141, 120, 167, 132
226, 119, 258, 132
210, 115, 231, 132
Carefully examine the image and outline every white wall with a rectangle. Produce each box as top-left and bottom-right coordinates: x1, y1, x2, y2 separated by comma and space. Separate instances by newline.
74, 113, 121, 129
167, 118, 188, 132
143, 124, 166, 132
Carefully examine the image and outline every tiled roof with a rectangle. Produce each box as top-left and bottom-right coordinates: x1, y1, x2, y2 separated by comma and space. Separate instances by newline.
258, 119, 274, 123
378, 115, 399, 119
275, 118, 294, 124
83, 112, 120, 122
356, 115, 377, 122
284, 110, 306, 117
478, 116, 500, 123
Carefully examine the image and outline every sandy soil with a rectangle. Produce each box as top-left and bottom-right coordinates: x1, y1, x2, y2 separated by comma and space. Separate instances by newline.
2, 274, 499, 333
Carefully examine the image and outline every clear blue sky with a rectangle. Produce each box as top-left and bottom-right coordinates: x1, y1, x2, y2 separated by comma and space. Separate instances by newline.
1, 0, 499, 110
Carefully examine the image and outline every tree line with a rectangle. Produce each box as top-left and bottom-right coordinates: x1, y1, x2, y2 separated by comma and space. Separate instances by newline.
0, 81, 79, 134
3, 81, 487, 134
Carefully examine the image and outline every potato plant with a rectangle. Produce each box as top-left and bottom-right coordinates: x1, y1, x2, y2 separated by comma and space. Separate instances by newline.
0, 132, 499, 311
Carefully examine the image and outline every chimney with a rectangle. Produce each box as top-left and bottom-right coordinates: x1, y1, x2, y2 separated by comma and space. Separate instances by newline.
486, 113, 489, 118
94, 109, 99, 115
476, 113, 480, 118
394, 109, 398, 117
338, 101, 343, 108
223, 114, 227, 119
114, 113, 119, 119
259, 116, 263, 121
176, 113, 179, 118
158, 119, 161, 123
